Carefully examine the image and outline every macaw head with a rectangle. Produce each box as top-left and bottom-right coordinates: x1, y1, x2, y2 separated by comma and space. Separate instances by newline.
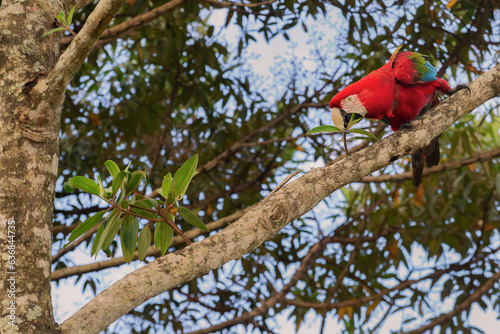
329, 88, 368, 132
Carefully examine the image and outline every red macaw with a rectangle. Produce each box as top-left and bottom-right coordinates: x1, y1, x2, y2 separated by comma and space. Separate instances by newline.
329, 46, 468, 186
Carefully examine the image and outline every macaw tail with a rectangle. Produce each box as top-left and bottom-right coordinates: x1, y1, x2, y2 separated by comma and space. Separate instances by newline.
411, 136, 440, 186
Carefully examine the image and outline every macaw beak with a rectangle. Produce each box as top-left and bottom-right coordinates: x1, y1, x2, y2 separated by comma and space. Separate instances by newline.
331, 107, 352, 132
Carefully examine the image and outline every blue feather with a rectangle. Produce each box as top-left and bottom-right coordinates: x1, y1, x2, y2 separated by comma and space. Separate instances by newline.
420, 61, 437, 82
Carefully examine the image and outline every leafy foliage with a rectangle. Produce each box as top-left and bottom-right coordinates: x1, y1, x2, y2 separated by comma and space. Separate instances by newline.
42, 6, 76, 37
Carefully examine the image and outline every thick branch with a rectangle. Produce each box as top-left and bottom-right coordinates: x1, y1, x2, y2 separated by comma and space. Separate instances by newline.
360, 146, 500, 183
34, 0, 128, 100
59, 64, 500, 334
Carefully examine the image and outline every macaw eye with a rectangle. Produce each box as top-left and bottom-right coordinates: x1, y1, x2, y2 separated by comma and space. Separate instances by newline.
346, 96, 352, 102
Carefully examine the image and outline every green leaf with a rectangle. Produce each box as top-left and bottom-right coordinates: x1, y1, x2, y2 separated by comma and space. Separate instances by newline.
96, 175, 106, 197
68, 176, 100, 196
101, 215, 124, 251
120, 200, 129, 210
125, 170, 146, 196
138, 226, 152, 260
172, 155, 199, 200
166, 191, 176, 205
165, 225, 173, 253
346, 116, 363, 130
161, 173, 173, 200
178, 207, 208, 231
112, 171, 127, 197
105, 160, 120, 177
91, 223, 106, 257
63, 181, 75, 193
349, 128, 379, 141
121, 217, 139, 263
56, 10, 66, 23
131, 200, 160, 220
67, 6, 75, 26
306, 125, 341, 134
65, 210, 106, 246
95, 209, 121, 253
134, 197, 158, 207
155, 220, 169, 256
41, 27, 66, 37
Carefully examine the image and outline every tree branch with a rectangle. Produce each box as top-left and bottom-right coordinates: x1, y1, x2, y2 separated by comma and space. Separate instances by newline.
359, 146, 500, 183
284, 245, 500, 311
34, 0, 127, 101
401, 268, 500, 334
61, 0, 189, 48
197, 101, 328, 174
58, 64, 500, 334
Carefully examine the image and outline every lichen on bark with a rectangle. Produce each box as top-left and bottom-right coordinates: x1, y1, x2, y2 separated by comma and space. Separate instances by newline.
0, 1, 62, 332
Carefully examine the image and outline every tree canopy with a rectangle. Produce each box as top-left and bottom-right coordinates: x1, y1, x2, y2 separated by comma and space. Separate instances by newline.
46, 0, 500, 333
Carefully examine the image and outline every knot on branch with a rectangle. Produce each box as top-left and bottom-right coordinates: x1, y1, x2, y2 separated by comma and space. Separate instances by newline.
270, 203, 287, 224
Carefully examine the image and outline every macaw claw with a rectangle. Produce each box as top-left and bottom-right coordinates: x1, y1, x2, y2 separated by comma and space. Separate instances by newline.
400, 121, 415, 131
447, 84, 470, 96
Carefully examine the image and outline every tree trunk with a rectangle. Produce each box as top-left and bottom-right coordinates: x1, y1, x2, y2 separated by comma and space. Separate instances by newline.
0, 1, 61, 332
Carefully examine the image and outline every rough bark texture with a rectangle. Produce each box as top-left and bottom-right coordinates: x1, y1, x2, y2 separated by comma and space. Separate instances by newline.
0, 0, 126, 332
60, 64, 500, 334
0, 1, 62, 332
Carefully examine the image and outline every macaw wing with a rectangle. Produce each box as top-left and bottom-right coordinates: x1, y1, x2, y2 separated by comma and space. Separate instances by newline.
392, 51, 437, 84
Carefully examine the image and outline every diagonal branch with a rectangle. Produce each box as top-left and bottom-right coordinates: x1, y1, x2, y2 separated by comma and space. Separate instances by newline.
34, 0, 127, 100
58, 64, 500, 334
61, 0, 189, 48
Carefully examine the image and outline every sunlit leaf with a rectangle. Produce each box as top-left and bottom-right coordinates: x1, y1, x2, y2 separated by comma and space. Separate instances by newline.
65, 210, 106, 246
306, 125, 340, 134
172, 155, 198, 200
105, 160, 120, 177
112, 171, 127, 197
68, 176, 100, 196
67, 6, 76, 26
41, 27, 66, 37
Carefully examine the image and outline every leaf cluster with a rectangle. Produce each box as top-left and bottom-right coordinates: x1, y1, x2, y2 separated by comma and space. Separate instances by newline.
64, 155, 207, 262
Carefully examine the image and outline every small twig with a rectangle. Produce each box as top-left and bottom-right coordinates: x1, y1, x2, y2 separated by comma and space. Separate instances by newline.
268, 170, 302, 196
157, 207, 192, 245
343, 132, 349, 155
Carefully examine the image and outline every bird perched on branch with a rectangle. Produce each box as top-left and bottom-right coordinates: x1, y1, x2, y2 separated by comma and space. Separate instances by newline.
329, 46, 469, 186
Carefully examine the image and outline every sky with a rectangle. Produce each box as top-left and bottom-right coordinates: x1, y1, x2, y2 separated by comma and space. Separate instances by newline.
51, 2, 500, 334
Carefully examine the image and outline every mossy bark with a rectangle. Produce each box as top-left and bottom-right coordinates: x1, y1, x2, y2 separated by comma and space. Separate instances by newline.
0, 0, 62, 332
